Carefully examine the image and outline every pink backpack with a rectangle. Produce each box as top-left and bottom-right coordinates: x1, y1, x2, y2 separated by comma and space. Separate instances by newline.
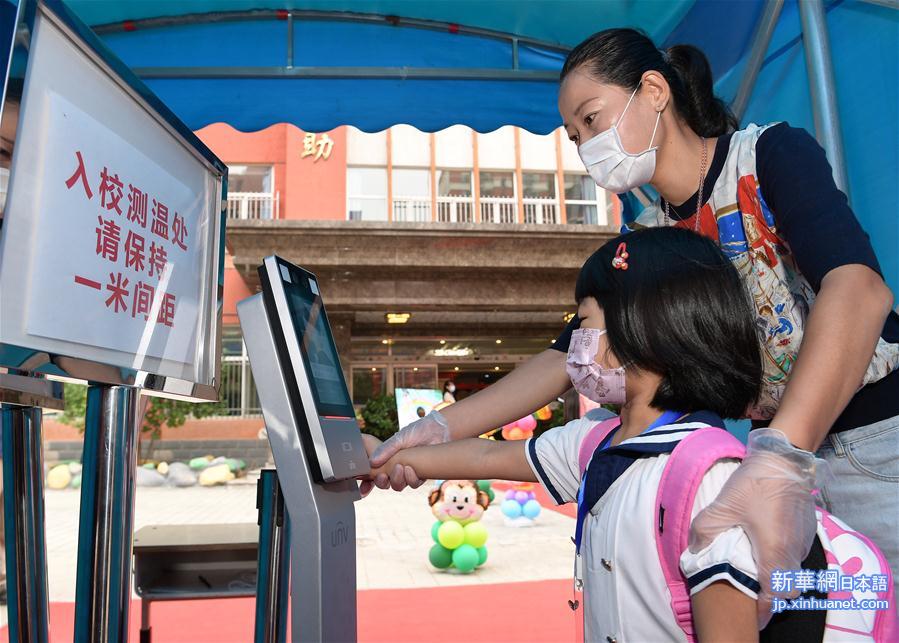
577, 418, 897, 642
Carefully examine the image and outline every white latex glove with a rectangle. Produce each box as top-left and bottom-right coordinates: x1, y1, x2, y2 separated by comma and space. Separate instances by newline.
689, 428, 830, 628
365, 410, 451, 492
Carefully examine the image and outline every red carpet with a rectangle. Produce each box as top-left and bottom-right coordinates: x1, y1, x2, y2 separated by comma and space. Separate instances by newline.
0, 580, 575, 642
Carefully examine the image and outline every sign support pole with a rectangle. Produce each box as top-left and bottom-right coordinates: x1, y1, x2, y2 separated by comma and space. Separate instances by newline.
74, 385, 141, 643
254, 469, 290, 643
2, 404, 51, 643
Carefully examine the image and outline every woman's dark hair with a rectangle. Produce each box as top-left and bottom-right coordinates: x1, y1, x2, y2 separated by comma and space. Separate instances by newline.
443, 380, 454, 392
561, 28, 738, 138
575, 227, 761, 418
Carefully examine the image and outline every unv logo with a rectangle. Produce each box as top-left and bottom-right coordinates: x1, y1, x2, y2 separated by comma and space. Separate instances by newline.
330, 521, 349, 547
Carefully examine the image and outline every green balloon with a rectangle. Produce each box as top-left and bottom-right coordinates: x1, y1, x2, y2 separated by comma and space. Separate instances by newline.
476, 480, 491, 492
487, 488, 495, 503
437, 521, 465, 549
476, 546, 488, 567
452, 544, 479, 573
429, 544, 453, 569
463, 521, 488, 548
431, 521, 442, 543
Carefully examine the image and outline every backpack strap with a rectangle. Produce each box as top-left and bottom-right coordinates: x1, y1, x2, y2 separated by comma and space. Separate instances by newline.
577, 417, 621, 475
654, 427, 746, 641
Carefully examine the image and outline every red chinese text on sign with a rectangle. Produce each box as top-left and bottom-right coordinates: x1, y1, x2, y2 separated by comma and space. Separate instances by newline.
132, 281, 154, 320
95, 216, 121, 263
65, 151, 93, 199
148, 242, 167, 279
156, 292, 176, 328
104, 272, 129, 313
171, 212, 188, 251
126, 184, 148, 228
151, 199, 169, 240
98, 167, 124, 215
124, 230, 146, 273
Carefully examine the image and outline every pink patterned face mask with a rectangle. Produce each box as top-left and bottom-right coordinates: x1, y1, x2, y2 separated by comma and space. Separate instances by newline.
565, 328, 626, 405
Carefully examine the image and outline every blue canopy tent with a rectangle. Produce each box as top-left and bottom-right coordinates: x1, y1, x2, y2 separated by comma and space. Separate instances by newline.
27, 0, 899, 287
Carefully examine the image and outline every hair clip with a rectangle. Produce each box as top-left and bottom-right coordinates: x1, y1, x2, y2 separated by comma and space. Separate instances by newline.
612, 242, 629, 270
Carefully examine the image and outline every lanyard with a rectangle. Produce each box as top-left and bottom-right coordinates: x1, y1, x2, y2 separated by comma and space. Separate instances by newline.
573, 410, 683, 559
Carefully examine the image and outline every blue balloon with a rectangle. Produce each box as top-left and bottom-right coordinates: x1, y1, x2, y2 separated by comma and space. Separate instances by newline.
501, 499, 522, 519
522, 499, 542, 519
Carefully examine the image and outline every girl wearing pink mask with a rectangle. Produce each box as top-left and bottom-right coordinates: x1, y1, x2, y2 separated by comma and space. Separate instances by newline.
364, 228, 855, 640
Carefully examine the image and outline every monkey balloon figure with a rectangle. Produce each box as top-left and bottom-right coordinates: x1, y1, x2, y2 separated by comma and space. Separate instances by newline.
427, 480, 489, 573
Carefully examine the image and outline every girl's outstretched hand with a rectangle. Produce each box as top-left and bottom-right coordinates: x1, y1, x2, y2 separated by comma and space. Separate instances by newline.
688, 428, 830, 628
367, 410, 451, 492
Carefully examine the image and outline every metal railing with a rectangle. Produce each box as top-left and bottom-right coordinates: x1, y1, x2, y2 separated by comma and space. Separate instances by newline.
392, 197, 431, 222
479, 197, 517, 224
218, 355, 262, 416
523, 198, 558, 224
436, 196, 474, 223
226, 192, 279, 220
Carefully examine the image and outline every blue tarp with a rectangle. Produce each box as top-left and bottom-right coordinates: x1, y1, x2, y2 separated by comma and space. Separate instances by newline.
5, 0, 897, 287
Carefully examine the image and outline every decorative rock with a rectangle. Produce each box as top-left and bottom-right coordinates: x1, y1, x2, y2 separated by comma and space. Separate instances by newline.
198, 463, 235, 486
47, 464, 71, 490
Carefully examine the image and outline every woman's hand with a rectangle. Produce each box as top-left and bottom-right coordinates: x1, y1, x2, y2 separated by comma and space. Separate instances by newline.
688, 429, 828, 628
368, 410, 451, 491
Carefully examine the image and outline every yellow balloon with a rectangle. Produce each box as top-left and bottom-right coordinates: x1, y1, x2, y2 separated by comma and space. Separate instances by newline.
437, 521, 465, 549
463, 522, 488, 548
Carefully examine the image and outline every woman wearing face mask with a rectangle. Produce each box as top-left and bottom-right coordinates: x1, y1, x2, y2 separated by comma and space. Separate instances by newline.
367, 28, 899, 616
443, 380, 457, 404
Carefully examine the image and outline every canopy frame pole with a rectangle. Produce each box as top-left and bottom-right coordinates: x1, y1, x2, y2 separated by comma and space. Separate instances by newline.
731, 0, 784, 121
799, 0, 850, 197
286, 13, 294, 68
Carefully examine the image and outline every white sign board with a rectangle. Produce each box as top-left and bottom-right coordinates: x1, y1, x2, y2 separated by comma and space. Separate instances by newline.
0, 6, 224, 392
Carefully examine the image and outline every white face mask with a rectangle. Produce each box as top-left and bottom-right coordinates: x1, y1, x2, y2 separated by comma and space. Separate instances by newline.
578, 84, 661, 194
447, 384, 455, 393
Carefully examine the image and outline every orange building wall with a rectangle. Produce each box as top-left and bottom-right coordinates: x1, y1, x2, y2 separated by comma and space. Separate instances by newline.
195, 122, 347, 221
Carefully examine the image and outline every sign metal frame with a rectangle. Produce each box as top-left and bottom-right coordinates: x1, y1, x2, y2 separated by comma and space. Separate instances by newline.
0, 0, 228, 402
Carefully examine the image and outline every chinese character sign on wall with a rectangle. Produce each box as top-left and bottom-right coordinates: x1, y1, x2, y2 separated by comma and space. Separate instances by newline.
26, 94, 209, 367
301, 132, 334, 162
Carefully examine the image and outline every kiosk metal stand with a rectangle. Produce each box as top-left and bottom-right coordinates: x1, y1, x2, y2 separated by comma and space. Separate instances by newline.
0, 373, 61, 643
239, 287, 361, 643
73, 385, 142, 642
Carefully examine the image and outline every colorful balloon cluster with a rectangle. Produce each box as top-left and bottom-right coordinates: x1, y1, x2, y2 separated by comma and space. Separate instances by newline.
429, 520, 489, 573
500, 482, 542, 522
500, 414, 537, 441
428, 480, 490, 573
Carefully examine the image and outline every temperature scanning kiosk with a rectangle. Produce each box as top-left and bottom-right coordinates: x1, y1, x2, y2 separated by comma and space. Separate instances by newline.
238, 256, 370, 642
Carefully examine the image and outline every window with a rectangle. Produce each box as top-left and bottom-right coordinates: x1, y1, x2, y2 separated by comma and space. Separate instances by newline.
219, 327, 261, 416
228, 165, 273, 193
522, 172, 558, 224
479, 171, 516, 223
437, 170, 472, 197
392, 168, 431, 222
227, 165, 277, 219
352, 366, 387, 404
393, 365, 437, 390
479, 171, 515, 198
436, 170, 473, 223
347, 167, 388, 221
393, 168, 430, 197
522, 172, 556, 199
564, 174, 605, 225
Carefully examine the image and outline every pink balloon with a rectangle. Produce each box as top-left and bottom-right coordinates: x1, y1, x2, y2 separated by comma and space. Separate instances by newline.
518, 415, 537, 432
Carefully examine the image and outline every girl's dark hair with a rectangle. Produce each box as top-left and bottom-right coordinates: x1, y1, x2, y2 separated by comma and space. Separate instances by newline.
575, 227, 761, 418
561, 28, 738, 138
